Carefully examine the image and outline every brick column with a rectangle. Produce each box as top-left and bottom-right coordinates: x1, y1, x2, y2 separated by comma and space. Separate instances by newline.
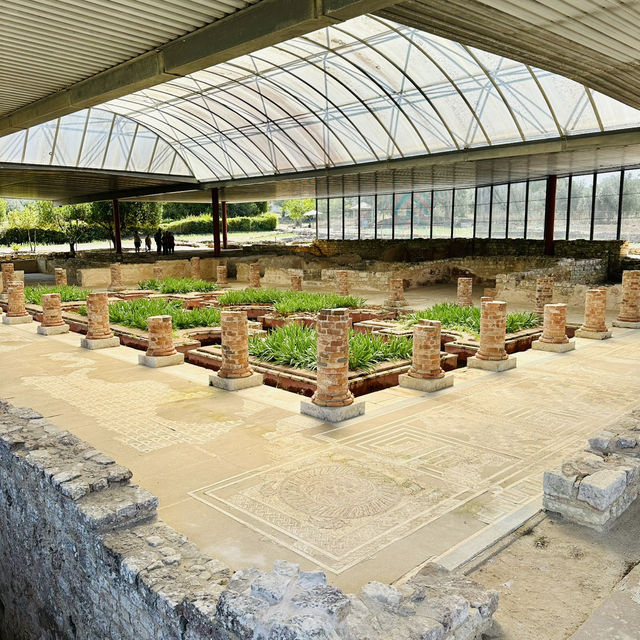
534, 277, 554, 314
533, 303, 574, 352
576, 289, 611, 339
290, 274, 302, 291
190, 257, 201, 280
38, 293, 69, 335
153, 264, 164, 281
248, 263, 261, 289
110, 263, 124, 290
1, 262, 14, 293
138, 315, 184, 366
476, 300, 508, 361
210, 311, 262, 389
54, 268, 67, 286
336, 270, 349, 296
86, 293, 113, 340
456, 277, 473, 307
385, 278, 406, 306
615, 270, 640, 325
6, 281, 30, 319
217, 265, 228, 285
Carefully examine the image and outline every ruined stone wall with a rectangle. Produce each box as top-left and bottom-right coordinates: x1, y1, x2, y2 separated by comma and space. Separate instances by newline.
0, 400, 498, 640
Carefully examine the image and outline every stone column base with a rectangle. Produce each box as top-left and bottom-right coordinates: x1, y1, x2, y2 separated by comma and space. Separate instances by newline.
467, 356, 517, 372
109, 286, 126, 292
532, 338, 575, 352
2, 314, 32, 325
384, 299, 407, 308
37, 324, 70, 336
300, 399, 365, 422
80, 336, 120, 350
209, 372, 263, 391
612, 320, 640, 329
575, 329, 612, 340
138, 352, 184, 368
398, 372, 454, 392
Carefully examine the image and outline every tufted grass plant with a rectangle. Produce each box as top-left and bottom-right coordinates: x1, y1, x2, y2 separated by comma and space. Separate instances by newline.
248, 323, 412, 372
138, 277, 218, 294
78, 297, 221, 331
24, 285, 91, 305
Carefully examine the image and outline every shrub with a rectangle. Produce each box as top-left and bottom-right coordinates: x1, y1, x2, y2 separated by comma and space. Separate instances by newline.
138, 277, 218, 294
248, 324, 412, 372
78, 298, 221, 331
0, 225, 112, 246
24, 285, 91, 305
217, 289, 365, 313
161, 213, 277, 235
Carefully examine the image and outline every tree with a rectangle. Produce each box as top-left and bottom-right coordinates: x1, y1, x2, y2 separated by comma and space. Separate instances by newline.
226, 202, 268, 218
281, 199, 315, 226
7, 204, 40, 251
39, 203, 89, 256
88, 201, 116, 249
161, 202, 207, 220
0, 199, 7, 225
120, 201, 162, 232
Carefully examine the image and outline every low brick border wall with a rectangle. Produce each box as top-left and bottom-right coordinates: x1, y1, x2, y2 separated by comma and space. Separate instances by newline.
0, 400, 498, 639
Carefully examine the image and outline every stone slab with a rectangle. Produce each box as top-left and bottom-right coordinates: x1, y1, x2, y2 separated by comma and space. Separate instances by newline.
37, 324, 70, 336
398, 372, 454, 393
300, 399, 365, 423
577, 468, 627, 511
138, 352, 185, 368
209, 372, 263, 391
2, 314, 33, 325
80, 336, 121, 350
575, 329, 612, 340
532, 338, 576, 353
612, 320, 640, 329
467, 356, 517, 372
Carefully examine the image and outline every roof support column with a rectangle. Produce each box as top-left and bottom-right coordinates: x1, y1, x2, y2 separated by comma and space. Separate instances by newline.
221, 201, 228, 249
112, 199, 122, 255
211, 188, 221, 258
544, 175, 557, 256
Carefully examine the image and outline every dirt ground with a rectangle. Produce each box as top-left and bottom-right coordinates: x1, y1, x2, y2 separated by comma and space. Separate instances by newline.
466, 500, 640, 639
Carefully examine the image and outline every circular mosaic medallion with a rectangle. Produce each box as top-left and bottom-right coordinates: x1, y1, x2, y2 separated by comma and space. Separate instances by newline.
278, 463, 400, 521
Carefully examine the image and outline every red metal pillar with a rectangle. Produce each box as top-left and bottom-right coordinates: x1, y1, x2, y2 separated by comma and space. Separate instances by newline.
543, 175, 557, 256
211, 188, 221, 258
112, 199, 122, 254
221, 201, 228, 249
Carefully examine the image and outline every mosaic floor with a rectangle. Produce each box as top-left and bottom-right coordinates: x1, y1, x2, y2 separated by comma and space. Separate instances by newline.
1, 319, 639, 590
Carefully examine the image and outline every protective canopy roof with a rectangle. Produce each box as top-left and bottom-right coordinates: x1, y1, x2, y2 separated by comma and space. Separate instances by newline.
4, 14, 640, 184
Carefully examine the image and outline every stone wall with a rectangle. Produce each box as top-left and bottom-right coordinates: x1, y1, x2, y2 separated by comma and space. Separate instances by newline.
0, 400, 498, 639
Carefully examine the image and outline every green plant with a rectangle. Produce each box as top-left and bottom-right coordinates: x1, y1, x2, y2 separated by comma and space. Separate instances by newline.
403, 302, 540, 337
138, 277, 218, 294
78, 297, 220, 331
161, 213, 277, 235
24, 285, 91, 305
248, 324, 412, 372
217, 288, 365, 313
10, 244, 21, 253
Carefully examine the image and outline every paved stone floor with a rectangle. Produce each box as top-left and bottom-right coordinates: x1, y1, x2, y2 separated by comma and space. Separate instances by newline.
1, 292, 638, 591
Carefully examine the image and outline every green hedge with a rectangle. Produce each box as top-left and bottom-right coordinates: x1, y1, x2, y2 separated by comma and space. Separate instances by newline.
162, 213, 278, 235
0, 225, 112, 245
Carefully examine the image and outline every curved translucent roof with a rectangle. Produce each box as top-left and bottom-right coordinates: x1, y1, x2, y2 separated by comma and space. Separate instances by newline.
6, 14, 640, 185
0, 108, 193, 176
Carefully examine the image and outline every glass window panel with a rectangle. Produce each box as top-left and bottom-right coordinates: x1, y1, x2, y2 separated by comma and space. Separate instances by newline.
592, 92, 640, 131
128, 128, 157, 172
432, 189, 453, 238
329, 197, 343, 239
169, 154, 192, 176
344, 197, 359, 239
593, 171, 620, 240
413, 191, 431, 238
149, 139, 177, 174
52, 111, 88, 166
569, 174, 594, 240
0, 130, 26, 163
79, 110, 114, 168
527, 180, 546, 239
508, 182, 526, 238
554, 177, 569, 240
475, 187, 491, 237
103, 116, 137, 170
359, 195, 375, 239
23, 120, 57, 165
316, 198, 329, 239
491, 184, 508, 238
394, 192, 412, 239
453, 188, 475, 237
621, 169, 640, 242
376, 194, 393, 239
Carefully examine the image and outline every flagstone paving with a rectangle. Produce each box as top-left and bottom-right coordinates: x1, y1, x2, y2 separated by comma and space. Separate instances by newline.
1, 314, 638, 591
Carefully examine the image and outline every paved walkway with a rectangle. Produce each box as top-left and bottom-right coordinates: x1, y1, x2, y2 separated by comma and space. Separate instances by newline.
1, 317, 639, 591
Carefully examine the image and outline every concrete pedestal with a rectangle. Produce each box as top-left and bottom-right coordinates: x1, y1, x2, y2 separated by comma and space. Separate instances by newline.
300, 400, 365, 422
2, 314, 32, 325
37, 324, 70, 336
532, 338, 576, 352
575, 329, 612, 340
612, 320, 640, 329
209, 372, 263, 391
81, 336, 120, 350
467, 355, 517, 372
398, 372, 454, 392
138, 352, 184, 368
